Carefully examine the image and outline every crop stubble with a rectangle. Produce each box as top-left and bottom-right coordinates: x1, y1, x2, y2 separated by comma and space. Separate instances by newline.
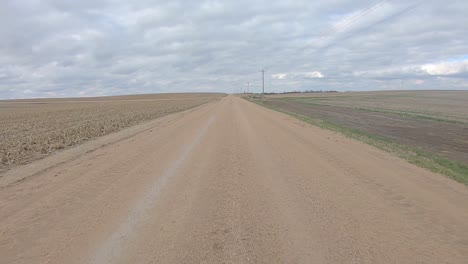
0, 93, 223, 173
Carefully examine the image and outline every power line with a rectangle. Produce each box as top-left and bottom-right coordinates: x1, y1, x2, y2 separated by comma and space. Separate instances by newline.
260, 69, 265, 94
367, 0, 431, 29
311, 0, 389, 46
323, 0, 431, 48
264, 0, 431, 92
303, 0, 431, 51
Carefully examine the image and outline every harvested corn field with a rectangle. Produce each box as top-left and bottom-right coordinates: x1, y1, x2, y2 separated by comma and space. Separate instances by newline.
0, 93, 224, 173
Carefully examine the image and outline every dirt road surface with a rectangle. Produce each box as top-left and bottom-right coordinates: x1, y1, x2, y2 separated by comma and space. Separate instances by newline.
1, 96, 467, 263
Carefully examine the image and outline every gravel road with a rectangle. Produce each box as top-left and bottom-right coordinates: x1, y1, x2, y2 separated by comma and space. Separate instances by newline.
1, 95, 467, 263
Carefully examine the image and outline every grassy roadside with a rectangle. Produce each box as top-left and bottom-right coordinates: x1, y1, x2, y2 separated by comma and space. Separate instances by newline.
246, 97, 468, 185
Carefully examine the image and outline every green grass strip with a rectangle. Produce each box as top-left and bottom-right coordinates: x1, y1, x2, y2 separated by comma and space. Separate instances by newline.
247, 97, 468, 185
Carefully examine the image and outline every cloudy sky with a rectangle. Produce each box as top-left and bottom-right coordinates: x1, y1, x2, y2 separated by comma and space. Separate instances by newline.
0, 0, 467, 98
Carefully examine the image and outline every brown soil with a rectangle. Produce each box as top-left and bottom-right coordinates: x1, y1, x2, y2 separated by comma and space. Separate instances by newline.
0, 93, 224, 173
264, 99, 468, 164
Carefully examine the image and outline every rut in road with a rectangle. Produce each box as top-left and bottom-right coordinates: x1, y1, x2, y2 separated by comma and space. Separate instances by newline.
90, 116, 215, 264
0, 96, 467, 264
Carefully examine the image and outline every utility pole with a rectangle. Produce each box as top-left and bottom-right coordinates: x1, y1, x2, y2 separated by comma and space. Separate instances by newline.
261, 69, 265, 94
247, 82, 251, 94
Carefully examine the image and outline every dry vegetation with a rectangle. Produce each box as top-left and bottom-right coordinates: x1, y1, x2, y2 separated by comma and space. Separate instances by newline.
0, 93, 224, 173
267, 90, 468, 123
251, 90, 468, 184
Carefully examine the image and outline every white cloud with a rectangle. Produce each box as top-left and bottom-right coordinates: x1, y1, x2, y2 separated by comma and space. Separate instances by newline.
272, 71, 324, 79
304, 71, 324, 78
0, 0, 467, 98
272, 73, 287, 79
421, 60, 468, 76
353, 59, 468, 80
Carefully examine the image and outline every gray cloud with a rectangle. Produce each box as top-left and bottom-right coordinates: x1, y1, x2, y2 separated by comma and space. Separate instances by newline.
0, 0, 467, 98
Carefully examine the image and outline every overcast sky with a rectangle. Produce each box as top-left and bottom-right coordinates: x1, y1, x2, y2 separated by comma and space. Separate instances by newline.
0, 0, 467, 98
